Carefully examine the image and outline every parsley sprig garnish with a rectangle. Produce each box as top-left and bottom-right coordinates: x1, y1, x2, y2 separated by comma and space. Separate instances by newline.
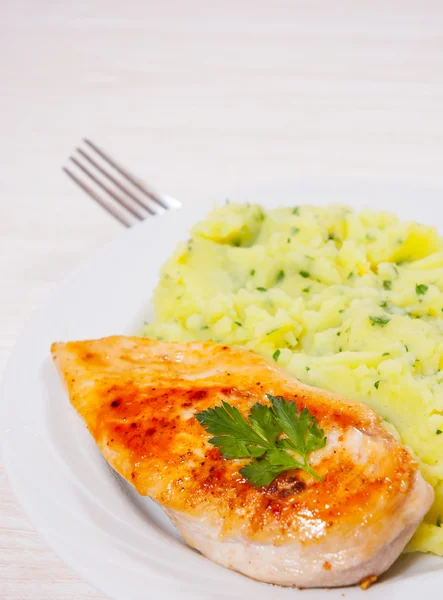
195, 395, 326, 487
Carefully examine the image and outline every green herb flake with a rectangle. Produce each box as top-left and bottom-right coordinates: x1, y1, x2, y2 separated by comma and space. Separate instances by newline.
306, 366, 311, 372
383, 280, 392, 290
416, 283, 428, 296
272, 349, 281, 362
380, 301, 388, 309
369, 315, 391, 327
404, 344, 409, 352
256, 287, 267, 292
276, 270, 285, 284
382, 352, 390, 356
195, 396, 326, 487
234, 321, 242, 327
266, 328, 280, 336
437, 516, 442, 528
291, 227, 300, 235
374, 380, 381, 389
302, 287, 310, 293
336, 331, 341, 336
250, 269, 256, 276
292, 207, 300, 216
299, 270, 310, 279
437, 429, 442, 436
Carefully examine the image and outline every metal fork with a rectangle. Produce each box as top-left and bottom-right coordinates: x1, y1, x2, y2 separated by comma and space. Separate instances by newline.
63, 139, 180, 227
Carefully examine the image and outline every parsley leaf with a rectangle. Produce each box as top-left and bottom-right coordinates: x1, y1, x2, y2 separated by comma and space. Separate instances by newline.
416, 283, 428, 296
383, 280, 392, 290
195, 395, 326, 487
374, 380, 380, 389
269, 395, 326, 480
299, 270, 310, 278
256, 287, 267, 292
248, 403, 281, 445
437, 429, 442, 436
369, 315, 391, 327
240, 449, 305, 487
195, 401, 271, 459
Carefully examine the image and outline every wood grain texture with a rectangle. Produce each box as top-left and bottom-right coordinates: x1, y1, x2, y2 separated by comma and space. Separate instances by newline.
1, 0, 443, 597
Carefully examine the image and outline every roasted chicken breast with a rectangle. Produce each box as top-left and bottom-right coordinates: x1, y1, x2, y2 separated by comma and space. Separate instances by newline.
51, 336, 433, 588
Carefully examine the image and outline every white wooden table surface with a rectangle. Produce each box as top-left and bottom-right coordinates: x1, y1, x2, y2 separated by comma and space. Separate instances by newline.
1, 1, 443, 597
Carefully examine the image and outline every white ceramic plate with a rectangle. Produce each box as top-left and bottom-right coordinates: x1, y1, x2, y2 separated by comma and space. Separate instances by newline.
2, 177, 443, 600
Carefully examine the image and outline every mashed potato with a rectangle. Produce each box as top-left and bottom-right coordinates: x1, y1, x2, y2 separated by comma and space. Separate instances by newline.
143, 202, 443, 555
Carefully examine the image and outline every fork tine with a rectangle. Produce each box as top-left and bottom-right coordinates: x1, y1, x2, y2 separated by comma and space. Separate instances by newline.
76, 148, 155, 216
69, 157, 145, 221
63, 167, 132, 228
83, 139, 169, 210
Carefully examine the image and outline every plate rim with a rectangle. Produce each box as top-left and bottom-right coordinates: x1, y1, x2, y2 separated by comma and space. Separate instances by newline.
2, 175, 443, 600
